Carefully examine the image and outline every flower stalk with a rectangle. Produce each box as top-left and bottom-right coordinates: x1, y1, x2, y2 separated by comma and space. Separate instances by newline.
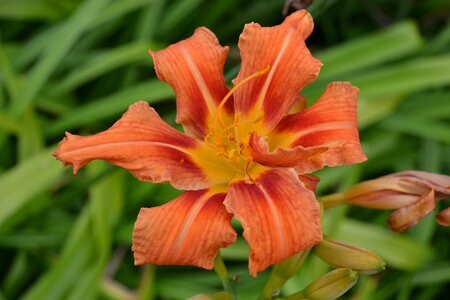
214, 252, 235, 298
261, 250, 310, 299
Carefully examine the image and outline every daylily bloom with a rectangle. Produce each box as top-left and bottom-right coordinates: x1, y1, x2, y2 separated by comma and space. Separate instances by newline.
53, 10, 366, 276
321, 171, 450, 231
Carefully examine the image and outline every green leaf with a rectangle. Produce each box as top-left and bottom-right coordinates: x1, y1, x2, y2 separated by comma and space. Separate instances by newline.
412, 262, 450, 286
380, 115, 450, 144
45, 80, 173, 136
0, 147, 63, 228
353, 55, 450, 98
53, 41, 156, 95
0, 0, 70, 21
11, 0, 149, 71
317, 21, 422, 80
398, 91, 450, 120
160, 0, 204, 34
9, 0, 110, 117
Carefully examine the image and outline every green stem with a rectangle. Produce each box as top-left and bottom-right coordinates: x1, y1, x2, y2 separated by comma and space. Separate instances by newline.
260, 250, 310, 300
319, 192, 346, 208
214, 252, 235, 298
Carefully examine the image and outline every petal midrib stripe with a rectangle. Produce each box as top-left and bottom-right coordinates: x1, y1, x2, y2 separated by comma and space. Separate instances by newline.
255, 28, 294, 111
62, 141, 189, 154
258, 184, 287, 259
180, 46, 217, 116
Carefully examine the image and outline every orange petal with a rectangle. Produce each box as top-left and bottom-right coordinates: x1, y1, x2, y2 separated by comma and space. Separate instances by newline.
132, 190, 236, 269
387, 189, 435, 232
260, 82, 366, 174
436, 207, 450, 226
53, 101, 208, 190
151, 27, 231, 139
233, 9, 322, 131
224, 168, 322, 276
288, 94, 308, 114
299, 174, 320, 192
248, 132, 339, 168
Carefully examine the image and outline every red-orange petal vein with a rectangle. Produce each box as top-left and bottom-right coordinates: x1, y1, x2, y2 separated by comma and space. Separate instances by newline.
132, 190, 237, 269
224, 168, 322, 276
53, 101, 209, 190
151, 27, 231, 139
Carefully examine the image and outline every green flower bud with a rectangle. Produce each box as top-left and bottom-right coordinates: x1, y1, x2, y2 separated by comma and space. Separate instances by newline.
284, 268, 358, 300
314, 237, 385, 274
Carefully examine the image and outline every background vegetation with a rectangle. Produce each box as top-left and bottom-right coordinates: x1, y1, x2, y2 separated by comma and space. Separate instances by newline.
0, 0, 449, 299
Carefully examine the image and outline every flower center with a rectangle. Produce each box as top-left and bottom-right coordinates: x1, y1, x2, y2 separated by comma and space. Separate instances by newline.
203, 66, 270, 182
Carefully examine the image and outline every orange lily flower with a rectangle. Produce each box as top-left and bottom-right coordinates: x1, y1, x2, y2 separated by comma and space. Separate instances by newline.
53, 10, 366, 276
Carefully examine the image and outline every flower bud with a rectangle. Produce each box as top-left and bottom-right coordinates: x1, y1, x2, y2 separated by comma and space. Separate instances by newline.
314, 237, 385, 274
285, 268, 358, 300
321, 171, 450, 231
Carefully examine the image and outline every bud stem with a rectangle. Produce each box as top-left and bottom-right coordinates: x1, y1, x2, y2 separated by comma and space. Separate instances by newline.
319, 192, 346, 208
214, 252, 236, 299
260, 250, 310, 299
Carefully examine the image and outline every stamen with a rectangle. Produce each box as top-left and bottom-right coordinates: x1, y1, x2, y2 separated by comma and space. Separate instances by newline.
215, 65, 270, 129
244, 159, 257, 183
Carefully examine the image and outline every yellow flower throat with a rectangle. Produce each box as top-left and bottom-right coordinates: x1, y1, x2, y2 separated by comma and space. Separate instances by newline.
196, 66, 270, 186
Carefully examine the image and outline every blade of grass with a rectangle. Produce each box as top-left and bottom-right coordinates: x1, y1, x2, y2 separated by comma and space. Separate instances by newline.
305, 54, 450, 101
398, 91, 450, 120
159, 0, 204, 34
92, 0, 153, 28
316, 21, 422, 80
9, 0, 110, 117
0, 0, 68, 21
334, 219, 433, 270
18, 108, 44, 161
21, 163, 121, 299
353, 54, 450, 98
135, 0, 167, 40
380, 115, 450, 144
45, 80, 173, 136
11, 0, 149, 71
53, 41, 155, 95
22, 243, 92, 300
0, 147, 63, 228
0, 44, 20, 99
0, 111, 21, 134
412, 262, 450, 286
358, 95, 404, 128
2, 251, 28, 299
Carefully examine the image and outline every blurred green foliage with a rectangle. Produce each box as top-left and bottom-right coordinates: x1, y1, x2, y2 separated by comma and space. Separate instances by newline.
0, 0, 449, 299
